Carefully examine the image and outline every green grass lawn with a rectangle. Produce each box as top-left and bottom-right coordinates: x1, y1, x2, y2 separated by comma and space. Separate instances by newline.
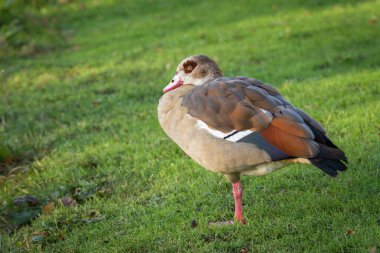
1, 0, 380, 251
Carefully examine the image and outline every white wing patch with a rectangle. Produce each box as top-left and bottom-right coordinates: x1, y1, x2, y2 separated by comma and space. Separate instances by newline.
225, 130, 254, 142
189, 108, 272, 142
196, 120, 233, 138
196, 119, 255, 142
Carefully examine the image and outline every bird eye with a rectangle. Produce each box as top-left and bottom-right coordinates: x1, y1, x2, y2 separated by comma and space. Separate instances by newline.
171, 80, 174, 83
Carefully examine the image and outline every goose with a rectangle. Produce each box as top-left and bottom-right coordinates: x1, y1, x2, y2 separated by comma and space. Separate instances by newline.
157, 55, 347, 224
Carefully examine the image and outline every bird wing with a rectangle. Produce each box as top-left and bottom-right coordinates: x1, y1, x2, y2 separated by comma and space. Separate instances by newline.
182, 77, 320, 158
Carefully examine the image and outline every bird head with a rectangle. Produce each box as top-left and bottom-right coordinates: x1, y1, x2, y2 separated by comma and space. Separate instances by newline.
163, 55, 222, 93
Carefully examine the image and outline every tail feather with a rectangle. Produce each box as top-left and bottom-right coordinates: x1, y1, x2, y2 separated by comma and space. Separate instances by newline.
308, 139, 348, 177
301, 113, 348, 177
317, 144, 347, 162
309, 143, 348, 177
324, 159, 347, 171
309, 159, 338, 177
309, 158, 347, 177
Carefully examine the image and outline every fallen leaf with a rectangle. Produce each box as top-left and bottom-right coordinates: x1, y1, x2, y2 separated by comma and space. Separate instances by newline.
346, 229, 355, 235
60, 197, 78, 207
13, 195, 39, 207
31, 231, 47, 237
43, 202, 55, 214
369, 246, 377, 253
240, 249, 249, 253
369, 16, 377, 25
191, 219, 197, 228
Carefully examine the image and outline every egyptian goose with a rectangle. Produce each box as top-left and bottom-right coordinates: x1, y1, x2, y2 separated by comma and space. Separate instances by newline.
157, 55, 347, 224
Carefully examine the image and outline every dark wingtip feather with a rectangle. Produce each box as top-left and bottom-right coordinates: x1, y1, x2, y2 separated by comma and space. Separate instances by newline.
309, 158, 347, 177
324, 159, 347, 171
317, 144, 347, 161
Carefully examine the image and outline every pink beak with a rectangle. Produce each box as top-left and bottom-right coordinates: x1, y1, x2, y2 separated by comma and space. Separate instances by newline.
163, 73, 183, 93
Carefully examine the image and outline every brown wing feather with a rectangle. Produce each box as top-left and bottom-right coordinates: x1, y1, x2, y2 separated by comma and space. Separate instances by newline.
182, 77, 322, 158
183, 78, 275, 133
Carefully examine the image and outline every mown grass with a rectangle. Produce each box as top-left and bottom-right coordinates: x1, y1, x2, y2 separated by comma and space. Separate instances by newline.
0, 0, 379, 252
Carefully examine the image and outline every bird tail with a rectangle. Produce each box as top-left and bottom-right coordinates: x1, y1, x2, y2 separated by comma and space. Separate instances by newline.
309, 144, 348, 177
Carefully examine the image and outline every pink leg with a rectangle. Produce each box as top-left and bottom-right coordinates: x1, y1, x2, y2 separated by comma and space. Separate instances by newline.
232, 181, 246, 224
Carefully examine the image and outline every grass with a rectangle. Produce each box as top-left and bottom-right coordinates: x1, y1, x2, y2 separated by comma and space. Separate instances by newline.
0, 0, 379, 251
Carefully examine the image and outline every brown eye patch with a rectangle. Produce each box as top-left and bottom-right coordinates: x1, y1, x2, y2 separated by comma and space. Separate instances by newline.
183, 60, 197, 73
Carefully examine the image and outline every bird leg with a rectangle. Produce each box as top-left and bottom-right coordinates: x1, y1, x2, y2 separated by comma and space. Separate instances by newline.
208, 181, 246, 226
232, 181, 246, 224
